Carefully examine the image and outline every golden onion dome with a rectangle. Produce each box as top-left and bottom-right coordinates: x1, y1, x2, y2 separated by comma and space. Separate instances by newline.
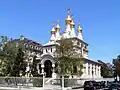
78, 26, 82, 32
55, 20, 60, 31
70, 20, 75, 28
65, 8, 72, 24
51, 24, 56, 34
77, 21, 82, 32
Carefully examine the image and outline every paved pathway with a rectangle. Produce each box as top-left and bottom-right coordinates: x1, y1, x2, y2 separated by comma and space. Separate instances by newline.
0, 86, 73, 90
0, 87, 104, 90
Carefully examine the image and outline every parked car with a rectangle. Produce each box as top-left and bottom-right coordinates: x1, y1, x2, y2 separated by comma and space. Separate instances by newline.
84, 81, 96, 90
94, 82, 102, 89
100, 81, 106, 88
107, 83, 120, 90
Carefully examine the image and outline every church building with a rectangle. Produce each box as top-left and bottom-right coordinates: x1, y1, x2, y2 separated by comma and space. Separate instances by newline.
37, 9, 102, 79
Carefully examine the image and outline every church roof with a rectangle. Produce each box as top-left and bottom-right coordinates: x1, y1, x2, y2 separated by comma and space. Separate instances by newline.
43, 41, 59, 47
10, 38, 42, 46
84, 58, 102, 66
8, 37, 43, 53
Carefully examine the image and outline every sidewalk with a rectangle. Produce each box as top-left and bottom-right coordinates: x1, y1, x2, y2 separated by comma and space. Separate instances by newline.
0, 86, 72, 90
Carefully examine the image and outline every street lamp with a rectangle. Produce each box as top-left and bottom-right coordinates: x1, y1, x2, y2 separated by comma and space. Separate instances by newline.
19, 70, 22, 77
41, 64, 45, 89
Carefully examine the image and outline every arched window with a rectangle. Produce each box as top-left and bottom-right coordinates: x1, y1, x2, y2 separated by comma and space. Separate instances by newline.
46, 49, 48, 53
51, 48, 52, 52
85, 45, 87, 49
35, 46, 38, 50
30, 45, 33, 48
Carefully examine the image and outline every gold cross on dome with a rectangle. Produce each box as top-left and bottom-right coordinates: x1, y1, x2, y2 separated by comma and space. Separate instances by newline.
78, 20, 80, 26
68, 8, 71, 15
52, 23, 54, 27
57, 20, 59, 24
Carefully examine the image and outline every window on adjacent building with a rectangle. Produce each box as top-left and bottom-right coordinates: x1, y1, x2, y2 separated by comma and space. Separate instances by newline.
30, 45, 33, 48
81, 43, 83, 48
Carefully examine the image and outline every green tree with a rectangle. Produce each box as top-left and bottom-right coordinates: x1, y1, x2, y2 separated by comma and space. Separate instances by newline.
0, 36, 26, 76
98, 60, 113, 78
55, 38, 83, 76
31, 55, 39, 77
11, 48, 27, 76
101, 64, 110, 78
0, 36, 9, 44
55, 38, 83, 89
0, 36, 12, 75
113, 55, 120, 81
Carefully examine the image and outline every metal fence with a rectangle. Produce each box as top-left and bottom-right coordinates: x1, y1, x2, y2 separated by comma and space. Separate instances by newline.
0, 77, 84, 89
52, 78, 83, 87
0, 77, 114, 90
0, 77, 43, 90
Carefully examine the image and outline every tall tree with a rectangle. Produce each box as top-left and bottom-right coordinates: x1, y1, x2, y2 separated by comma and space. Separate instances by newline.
31, 55, 39, 76
113, 55, 120, 81
55, 38, 83, 77
0, 36, 11, 75
0, 36, 27, 76
0, 36, 9, 50
0, 36, 9, 44
55, 38, 83, 89
11, 48, 27, 76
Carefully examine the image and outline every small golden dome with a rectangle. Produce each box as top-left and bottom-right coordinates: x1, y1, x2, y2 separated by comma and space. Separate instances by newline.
77, 21, 82, 32
65, 8, 72, 24
70, 20, 75, 28
51, 31, 55, 34
51, 24, 56, 34
71, 20, 75, 25
65, 15, 72, 24
78, 26, 82, 32
55, 20, 60, 31
56, 24, 60, 30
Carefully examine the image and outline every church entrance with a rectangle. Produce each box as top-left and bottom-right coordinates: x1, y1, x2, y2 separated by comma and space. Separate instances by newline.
44, 60, 52, 78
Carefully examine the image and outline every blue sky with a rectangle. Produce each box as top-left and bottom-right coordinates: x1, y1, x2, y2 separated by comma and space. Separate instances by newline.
0, 0, 120, 63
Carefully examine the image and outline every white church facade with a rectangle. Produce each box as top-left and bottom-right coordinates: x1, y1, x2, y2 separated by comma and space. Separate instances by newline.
36, 9, 102, 79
